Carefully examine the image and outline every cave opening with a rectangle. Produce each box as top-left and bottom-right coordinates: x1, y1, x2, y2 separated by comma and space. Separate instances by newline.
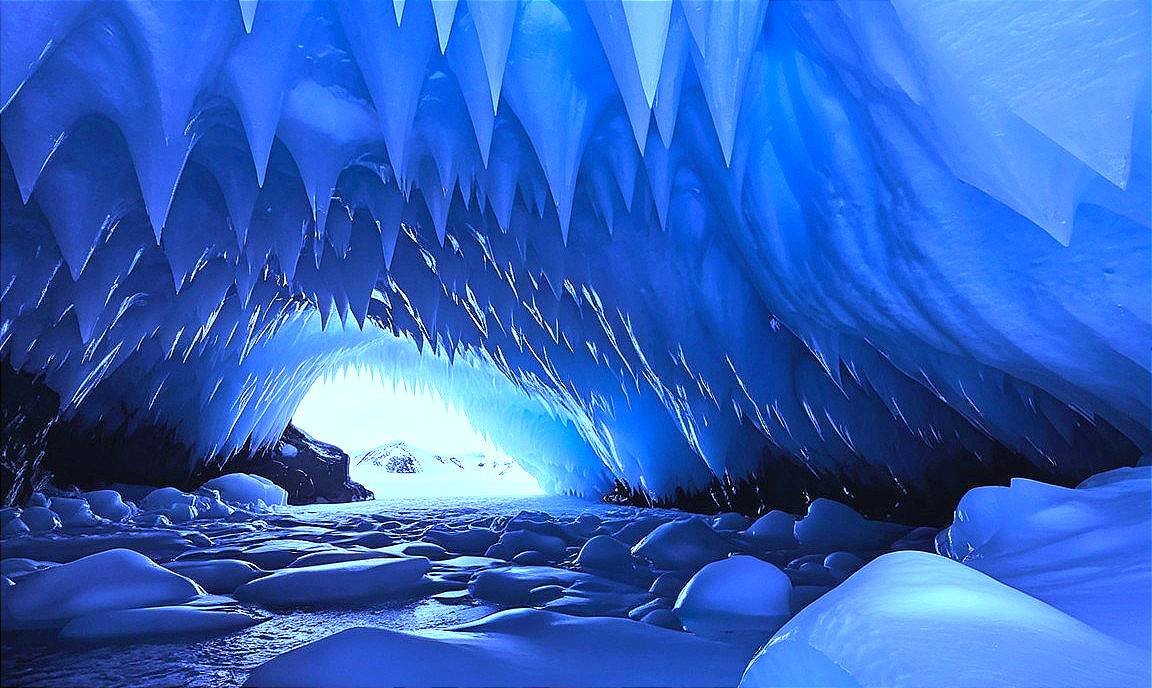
293, 367, 543, 497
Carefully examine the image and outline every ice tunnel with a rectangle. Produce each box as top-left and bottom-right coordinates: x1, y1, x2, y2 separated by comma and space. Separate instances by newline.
1, 0, 1149, 521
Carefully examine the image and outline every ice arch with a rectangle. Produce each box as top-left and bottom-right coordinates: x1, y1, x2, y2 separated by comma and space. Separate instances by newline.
1, 1, 1148, 516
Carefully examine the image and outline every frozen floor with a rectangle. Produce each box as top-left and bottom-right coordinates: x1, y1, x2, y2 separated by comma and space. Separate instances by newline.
3, 470, 1147, 688
1, 495, 663, 688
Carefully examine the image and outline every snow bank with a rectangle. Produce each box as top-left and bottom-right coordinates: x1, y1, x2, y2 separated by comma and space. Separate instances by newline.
938, 465, 1151, 648
244, 608, 753, 687
739, 551, 1148, 687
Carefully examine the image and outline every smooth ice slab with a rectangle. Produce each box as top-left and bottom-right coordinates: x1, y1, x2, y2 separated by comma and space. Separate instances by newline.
233, 556, 431, 607
58, 604, 266, 641
739, 551, 1149, 688
244, 608, 754, 687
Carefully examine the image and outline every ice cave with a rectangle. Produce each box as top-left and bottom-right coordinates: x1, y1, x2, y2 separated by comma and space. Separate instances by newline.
0, 1, 1149, 686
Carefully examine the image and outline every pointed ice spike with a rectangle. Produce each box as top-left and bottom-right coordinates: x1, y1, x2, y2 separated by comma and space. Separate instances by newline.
690, 0, 767, 165
467, 0, 518, 113
221, 0, 307, 186
680, 0, 711, 55
338, 0, 435, 178
432, 0, 459, 53
652, 1, 691, 147
446, 8, 497, 164
238, 0, 258, 33
585, 0, 650, 151
622, 0, 672, 108
393, 0, 407, 25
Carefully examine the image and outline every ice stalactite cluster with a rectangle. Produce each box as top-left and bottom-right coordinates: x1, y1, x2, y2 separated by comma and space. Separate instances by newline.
1, 1, 1149, 503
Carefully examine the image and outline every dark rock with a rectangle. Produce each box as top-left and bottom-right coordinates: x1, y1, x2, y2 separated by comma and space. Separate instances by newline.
216, 424, 372, 506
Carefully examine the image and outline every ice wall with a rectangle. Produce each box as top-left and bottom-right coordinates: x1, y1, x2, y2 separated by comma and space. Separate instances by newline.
1, 1, 1148, 505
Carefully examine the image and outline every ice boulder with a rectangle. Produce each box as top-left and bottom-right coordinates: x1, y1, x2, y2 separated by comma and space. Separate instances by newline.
234, 557, 430, 607
244, 608, 752, 687
632, 518, 731, 572
937, 465, 1152, 648
674, 555, 792, 641
19, 506, 62, 532
164, 503, 198, 523
793, 499, 903, 552
26, 493, 50, 507
141, 487, 196, 511
743, 511, 798, 549
83, 490, 134, 522
59, 605, 266, 641
5, 549, 203, 628
712, 513, 752, 531
48, 497, 104, 527
202, 474, 288, 508
575, 535, 634, 576
739, 551, 1148, 687
165, 559, 269, 594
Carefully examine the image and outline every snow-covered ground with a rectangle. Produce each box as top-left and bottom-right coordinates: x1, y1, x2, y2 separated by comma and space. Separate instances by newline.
3, 464, 1149, 687
351, 442, 544, 497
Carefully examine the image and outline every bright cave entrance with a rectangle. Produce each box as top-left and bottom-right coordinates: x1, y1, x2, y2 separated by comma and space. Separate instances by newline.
293, 368, 543, 497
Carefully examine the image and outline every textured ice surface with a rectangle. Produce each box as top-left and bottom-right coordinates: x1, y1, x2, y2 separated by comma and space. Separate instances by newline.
938, 464, 1152, 648
0, 0, 1147, 506
244, 608, 753, 687
739, 551, 1150, 688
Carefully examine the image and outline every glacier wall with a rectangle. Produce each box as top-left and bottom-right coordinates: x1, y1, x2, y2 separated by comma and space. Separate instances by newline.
1, 0, 1148, 510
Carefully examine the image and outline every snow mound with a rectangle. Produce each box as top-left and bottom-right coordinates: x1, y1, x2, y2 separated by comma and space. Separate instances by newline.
244, 608, 753, 687
83, 490, 135, 522
165, 559, 268, 594
632, 518, 731, 572
793, 499, 905, 552
5, 549, 203, 628
742, 511, 797, 549
674, 555, 791, 641
234, 556, 430, 607
201, 474, 288, 507
739, 551, 1148, 688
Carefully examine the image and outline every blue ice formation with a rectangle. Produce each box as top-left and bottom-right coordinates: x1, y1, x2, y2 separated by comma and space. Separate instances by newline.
1, 1, 1148, 500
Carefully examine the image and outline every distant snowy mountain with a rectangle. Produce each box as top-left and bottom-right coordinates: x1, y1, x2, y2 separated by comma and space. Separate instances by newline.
355, 441, 522, 478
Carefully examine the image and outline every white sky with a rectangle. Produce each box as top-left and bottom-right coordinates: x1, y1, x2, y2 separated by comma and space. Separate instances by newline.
292, 368, 503, 455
